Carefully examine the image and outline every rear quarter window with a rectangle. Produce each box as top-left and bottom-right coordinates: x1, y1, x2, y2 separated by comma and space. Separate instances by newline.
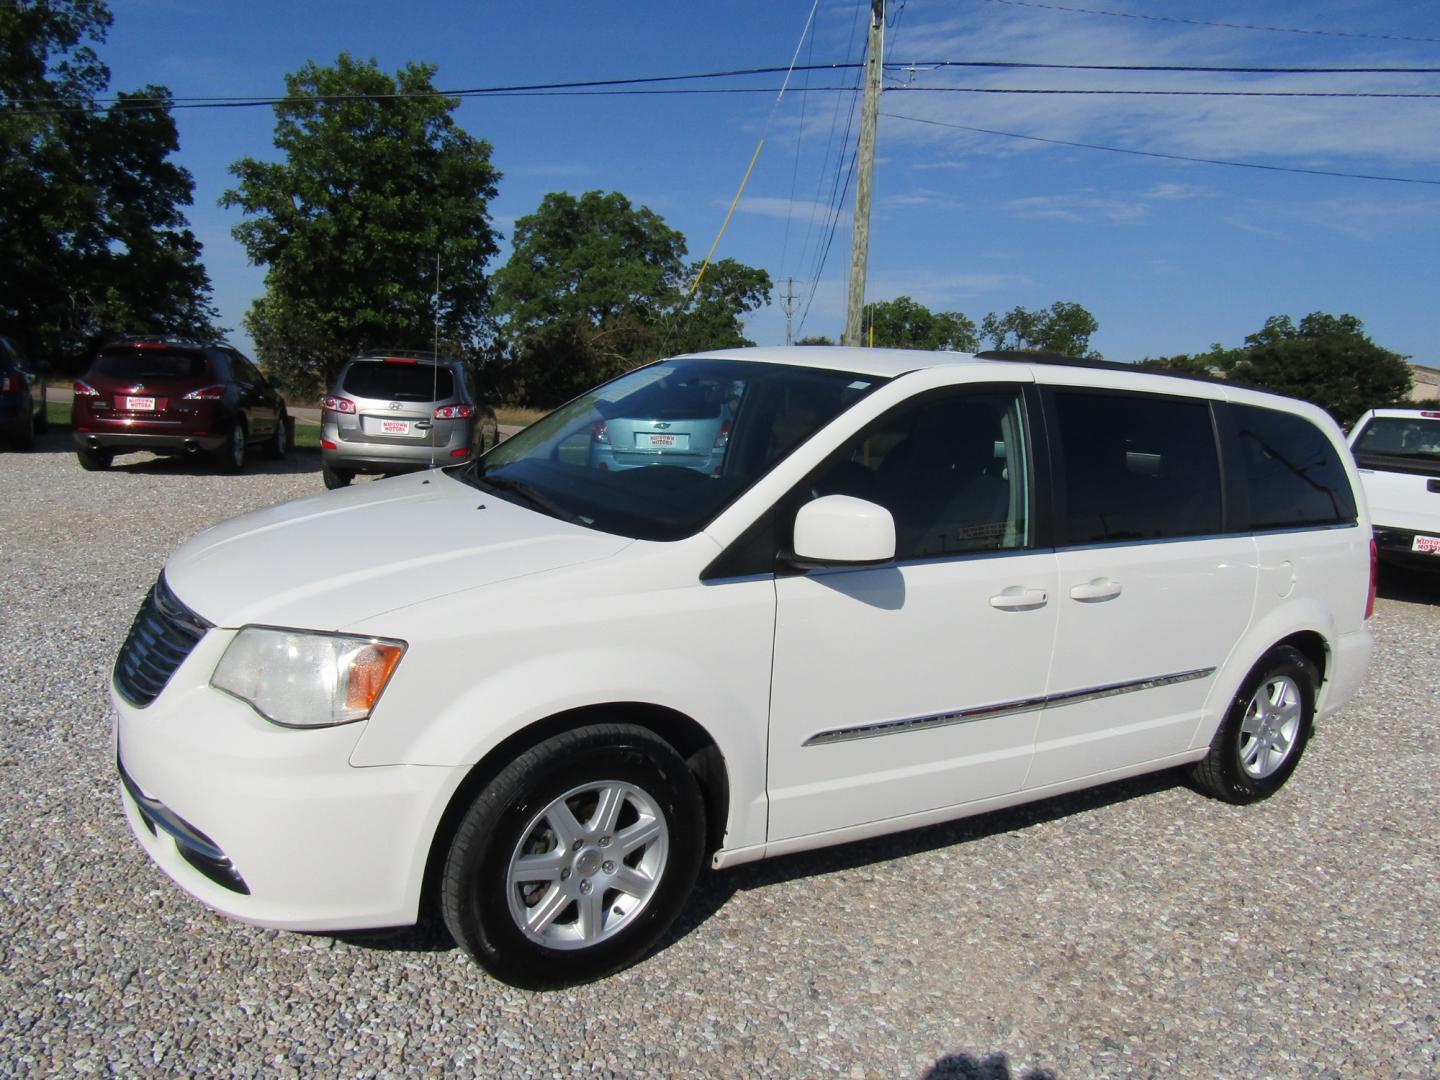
1232, 404, 1357, 529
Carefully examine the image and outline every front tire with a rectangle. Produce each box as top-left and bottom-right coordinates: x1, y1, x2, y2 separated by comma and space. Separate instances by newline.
1189, 645, 1318, 804
266, 413, 288, 459
440, 724, 704, 989
218, 420, 246, 473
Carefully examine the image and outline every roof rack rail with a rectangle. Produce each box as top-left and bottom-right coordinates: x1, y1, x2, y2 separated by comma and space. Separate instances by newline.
974, 349, 1229, 387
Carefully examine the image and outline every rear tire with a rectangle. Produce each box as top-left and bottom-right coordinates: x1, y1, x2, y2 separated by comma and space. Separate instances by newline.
441, 724, 704, 989
322, 463, 351, 489
76, 447, 112, 471
1189, 645, 1317, 804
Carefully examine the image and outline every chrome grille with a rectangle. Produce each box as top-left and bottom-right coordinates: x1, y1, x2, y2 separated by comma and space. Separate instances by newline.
114, 574, 211, 707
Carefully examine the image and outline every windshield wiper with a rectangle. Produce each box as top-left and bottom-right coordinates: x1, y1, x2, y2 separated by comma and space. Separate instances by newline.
474, 473, 584, 524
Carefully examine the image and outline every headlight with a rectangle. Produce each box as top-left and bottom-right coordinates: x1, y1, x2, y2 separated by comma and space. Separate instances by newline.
211, 627, 406, 728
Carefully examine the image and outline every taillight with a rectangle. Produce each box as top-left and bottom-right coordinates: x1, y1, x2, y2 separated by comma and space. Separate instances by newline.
591, 421, 609, 444
183, 385, 226, 400
1365, 539, 1377, 619
714, 419, 733, 449
381, 357, 418, 364
73, 379, 99, 397
320, 439, 337, 450
0, 374, 12, 394
434, 404, 476, 420
450, 448, 470, 458
323, 396, 357, 414
1422, 411, 1440, 418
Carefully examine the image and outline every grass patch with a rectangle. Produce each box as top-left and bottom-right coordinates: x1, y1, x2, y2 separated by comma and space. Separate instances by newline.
291, 417, 322, 450
46, 400, 70, 429
495, 405, 546, 428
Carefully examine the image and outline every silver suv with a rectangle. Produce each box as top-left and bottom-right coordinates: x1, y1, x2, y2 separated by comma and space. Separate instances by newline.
320, 353, 497, 489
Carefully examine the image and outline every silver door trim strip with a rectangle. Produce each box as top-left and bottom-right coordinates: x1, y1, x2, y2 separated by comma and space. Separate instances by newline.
802, 667, 1216, 747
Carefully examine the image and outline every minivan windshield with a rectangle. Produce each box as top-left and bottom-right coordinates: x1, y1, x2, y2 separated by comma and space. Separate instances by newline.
455, 357, 885, 541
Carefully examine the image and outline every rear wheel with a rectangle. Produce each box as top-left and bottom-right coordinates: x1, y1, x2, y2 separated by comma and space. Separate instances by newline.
76, 447, 112, 471
322, 463, 351, 489
1189, 645, 1317, 804
217, 420, 246, 473
441, 724, 704, 989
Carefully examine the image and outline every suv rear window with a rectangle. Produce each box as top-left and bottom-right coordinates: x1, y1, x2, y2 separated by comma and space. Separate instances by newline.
95, 350, 208, 380
1351, 416, 1440, 462
343, 362, 455, 402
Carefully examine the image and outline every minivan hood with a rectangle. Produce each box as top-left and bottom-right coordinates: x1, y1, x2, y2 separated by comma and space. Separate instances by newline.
163, 471, 633, 630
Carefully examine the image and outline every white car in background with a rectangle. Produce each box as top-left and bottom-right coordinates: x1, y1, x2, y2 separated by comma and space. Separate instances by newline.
1348, 407, 1440, 570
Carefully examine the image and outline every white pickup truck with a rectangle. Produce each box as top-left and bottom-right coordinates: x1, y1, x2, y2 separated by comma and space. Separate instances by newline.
1348, 407, 1440, 570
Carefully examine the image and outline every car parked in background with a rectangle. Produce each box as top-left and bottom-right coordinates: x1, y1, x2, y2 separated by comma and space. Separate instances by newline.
1348, 407, 1440, 570
319, 352, 497, 489
0, 335, 48, 450
71, 338, 287, 472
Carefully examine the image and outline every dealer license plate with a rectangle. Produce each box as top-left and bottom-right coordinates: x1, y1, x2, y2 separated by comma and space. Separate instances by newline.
123, 396, 155, 411
1412, 534, 1440, 555
381, 419, 412, 436
635, 432, 689, 450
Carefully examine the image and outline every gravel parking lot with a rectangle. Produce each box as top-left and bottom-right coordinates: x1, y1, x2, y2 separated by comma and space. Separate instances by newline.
1, 430, 1436, 1078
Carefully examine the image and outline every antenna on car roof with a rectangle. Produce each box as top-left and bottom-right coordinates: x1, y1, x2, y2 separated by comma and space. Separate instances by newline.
430, 253, 440, 470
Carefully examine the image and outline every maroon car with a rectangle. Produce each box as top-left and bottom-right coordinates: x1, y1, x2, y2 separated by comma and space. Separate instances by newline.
71, 339, 288, 472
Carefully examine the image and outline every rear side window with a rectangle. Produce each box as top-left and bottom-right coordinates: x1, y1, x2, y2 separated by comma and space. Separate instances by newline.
342, 362, 455, 402
1233, 404, 1357, 529
95, 350, 207, 380
1051, 390, 1222, 544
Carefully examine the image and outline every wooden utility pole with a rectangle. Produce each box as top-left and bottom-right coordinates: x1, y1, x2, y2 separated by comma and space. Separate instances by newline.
843, 0, 884, 347
784, 276, 795, 345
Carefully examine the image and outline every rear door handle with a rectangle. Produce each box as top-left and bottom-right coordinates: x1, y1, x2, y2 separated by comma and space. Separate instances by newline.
1070, 577, 1122, 602
989, 586, 1049, 611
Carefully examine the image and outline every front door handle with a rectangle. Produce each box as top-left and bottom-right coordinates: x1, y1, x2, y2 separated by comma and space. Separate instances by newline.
1070, 577, 1122, 602
989, 586, 1049, 611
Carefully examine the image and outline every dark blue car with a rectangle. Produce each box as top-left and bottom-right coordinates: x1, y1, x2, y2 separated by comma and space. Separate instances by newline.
0, 336, 47, 451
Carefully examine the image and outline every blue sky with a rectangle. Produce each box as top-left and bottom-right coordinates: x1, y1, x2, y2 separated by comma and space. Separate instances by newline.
102, 0, 1439, 364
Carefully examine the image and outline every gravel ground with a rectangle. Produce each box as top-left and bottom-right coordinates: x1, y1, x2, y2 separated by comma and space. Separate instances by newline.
1, 431, 1436, 1079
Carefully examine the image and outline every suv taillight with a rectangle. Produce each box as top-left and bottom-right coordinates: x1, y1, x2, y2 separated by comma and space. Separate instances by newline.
1365, 539, 1378, 620
323, 396, 357, 414
591, 421, 609, 444
714, 419, 733, 449
0, 373, 12, 394
183, 385, 226, 400
434, 404, 475, 420
73, 380, 99, 397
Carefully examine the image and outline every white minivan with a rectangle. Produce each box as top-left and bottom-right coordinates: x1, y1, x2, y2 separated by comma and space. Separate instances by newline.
113, 347, 1375, 988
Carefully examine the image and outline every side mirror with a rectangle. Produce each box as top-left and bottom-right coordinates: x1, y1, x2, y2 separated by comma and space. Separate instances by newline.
782, 495, 896, 570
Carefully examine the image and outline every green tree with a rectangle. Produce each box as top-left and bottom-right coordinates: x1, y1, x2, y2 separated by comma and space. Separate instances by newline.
980, 301, 1100, 358
223, 53, 501, 398
490, 190, 771, 406
1228, 312, 1411, 425
863, 296, 977, 351
0, 1, 217, 364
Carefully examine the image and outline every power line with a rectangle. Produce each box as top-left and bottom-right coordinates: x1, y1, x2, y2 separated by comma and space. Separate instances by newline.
881, 111, 1440, 185
980, 0, 1440, 46
10, 60, 1440, 115
892, 87, 1440, 99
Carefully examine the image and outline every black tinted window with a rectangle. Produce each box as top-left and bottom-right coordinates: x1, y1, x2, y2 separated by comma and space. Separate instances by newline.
94, 350, 207, 380
1053, 391, 1222, 544
343, 362, 455, 402
1234, 404, 1356, 529
1351, 416, 1440, 462
807, 389, 1031, 560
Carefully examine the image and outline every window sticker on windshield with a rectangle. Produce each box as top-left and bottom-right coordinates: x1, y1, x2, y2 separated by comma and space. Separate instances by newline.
848, 381, 871, 390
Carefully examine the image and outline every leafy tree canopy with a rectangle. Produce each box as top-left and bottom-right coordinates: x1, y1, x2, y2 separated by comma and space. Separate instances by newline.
1144, 311, 1412, 425
981, 301, 1100, 358
863, 296, 978, 351
0, 0, 218, 365
490, 191, 771, 407
223, 53, 501, 398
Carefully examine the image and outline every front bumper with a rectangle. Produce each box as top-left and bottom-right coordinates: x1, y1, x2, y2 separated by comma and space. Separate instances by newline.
113, 628, 466, 930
